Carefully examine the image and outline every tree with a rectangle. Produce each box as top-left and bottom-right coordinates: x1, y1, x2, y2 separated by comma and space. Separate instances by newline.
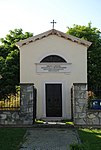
0, 29, 33, 99
66, 23, 101, 88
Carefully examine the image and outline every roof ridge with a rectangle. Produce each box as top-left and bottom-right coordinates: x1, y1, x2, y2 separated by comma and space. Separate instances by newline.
16, 29, 92, 48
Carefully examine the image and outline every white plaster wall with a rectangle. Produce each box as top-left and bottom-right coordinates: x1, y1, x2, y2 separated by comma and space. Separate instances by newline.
20, 35, 87, 119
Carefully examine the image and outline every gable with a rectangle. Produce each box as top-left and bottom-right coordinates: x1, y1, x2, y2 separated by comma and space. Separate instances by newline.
16, 29, 92, 48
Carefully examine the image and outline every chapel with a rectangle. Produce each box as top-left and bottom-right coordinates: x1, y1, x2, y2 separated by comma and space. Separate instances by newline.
16, 28, 91, 120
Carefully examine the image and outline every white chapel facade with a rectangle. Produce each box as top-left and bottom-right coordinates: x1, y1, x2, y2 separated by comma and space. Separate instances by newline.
16, 29, 91, 120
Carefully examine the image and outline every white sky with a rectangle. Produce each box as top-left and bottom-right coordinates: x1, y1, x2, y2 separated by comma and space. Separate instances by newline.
0, 0, 101, 38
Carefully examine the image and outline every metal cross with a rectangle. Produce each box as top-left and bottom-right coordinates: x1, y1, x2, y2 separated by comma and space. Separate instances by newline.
50, 20, 57, 29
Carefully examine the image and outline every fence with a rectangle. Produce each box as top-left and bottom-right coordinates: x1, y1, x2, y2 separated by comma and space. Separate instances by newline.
0, 92, 20, 110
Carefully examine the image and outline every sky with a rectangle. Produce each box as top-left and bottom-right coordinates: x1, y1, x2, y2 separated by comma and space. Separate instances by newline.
0, 0, 101, 38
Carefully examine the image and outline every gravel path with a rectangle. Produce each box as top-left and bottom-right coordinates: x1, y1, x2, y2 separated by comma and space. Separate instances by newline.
19, 128, 80, 150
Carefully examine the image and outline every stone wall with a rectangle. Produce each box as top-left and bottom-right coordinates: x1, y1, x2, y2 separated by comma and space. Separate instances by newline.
0, 83, 35, 125
73, 83, 101, 126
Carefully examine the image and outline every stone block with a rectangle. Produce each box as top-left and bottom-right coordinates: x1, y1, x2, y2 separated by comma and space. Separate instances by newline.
0, 120, 5, 124
87, 113, 96, 119
92, 117, 100, 125
81, 85, 87, 91
5, 120, 8, 125
27, 86, 33, 92
74, 113, 79, 118
75, 106, 81, 112
87, 116, 100, 125
74, 118, 86, 125
28, 108, 33, 113
23, 120, 32, 125
5, 111, 11, 115
99, 118, 101, 125
15, 114, 20, 119
98, 112, 101, 118
16, 119, 23, 124
76, 103, 87, 112
74, 91, 87, 99
78, 99, 87, 103
0, 114, 7, 119
12, 112, 17, 119
86, 118, 93, 125
82, 105, 87, 112
74, 85, 81, 91
79, 113, 86, 119
78, 102, 86, 107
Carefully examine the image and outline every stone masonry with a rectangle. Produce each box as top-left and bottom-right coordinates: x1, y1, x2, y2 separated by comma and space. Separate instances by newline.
0, 82, 101, 126
73, 83, 101, 126
0, 83, 34, 125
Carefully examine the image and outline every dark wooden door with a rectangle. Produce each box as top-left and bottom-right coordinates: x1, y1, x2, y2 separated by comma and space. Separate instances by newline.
46, 84, 62, 117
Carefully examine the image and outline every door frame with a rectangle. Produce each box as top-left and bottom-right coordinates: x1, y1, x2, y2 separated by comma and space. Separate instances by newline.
43, 82, 64, 118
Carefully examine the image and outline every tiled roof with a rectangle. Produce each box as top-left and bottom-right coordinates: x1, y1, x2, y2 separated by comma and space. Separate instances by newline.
16, 29, 92, 48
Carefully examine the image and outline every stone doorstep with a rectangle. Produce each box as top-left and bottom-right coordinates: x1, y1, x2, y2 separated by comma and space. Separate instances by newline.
0, 122, 75, 128
33, 124, 74, 128
45, 121, 65, 125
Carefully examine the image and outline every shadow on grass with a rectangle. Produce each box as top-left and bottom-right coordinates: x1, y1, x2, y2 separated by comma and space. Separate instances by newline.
0, 128, 26, 150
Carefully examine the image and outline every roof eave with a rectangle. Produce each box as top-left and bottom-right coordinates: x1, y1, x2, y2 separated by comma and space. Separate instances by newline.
16, 29, 92, 48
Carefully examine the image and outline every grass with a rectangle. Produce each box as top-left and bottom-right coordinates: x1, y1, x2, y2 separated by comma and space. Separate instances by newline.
0, 128, 26, 150
70, 143, 88, 150
1, 125, 101, 150
78, 128, 101, 150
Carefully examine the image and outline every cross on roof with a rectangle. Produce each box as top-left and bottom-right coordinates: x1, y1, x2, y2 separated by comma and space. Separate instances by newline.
50, 20, 57, 29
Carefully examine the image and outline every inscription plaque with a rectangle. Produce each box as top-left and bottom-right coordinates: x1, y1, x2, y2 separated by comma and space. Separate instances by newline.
36, 63, 71, 73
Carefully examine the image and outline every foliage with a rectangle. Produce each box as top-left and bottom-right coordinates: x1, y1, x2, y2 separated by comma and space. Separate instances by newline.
0, 29, 33, 99
66, 22, 101, 88
0, 128, 26, 150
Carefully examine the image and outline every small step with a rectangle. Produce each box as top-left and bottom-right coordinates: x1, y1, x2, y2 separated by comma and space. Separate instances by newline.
33, 121, 74, 128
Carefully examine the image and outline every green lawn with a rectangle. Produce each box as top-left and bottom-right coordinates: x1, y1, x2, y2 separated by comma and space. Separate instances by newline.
78, 129, 101, 150
0, 127, 101, 150
0, 128, 26, 150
